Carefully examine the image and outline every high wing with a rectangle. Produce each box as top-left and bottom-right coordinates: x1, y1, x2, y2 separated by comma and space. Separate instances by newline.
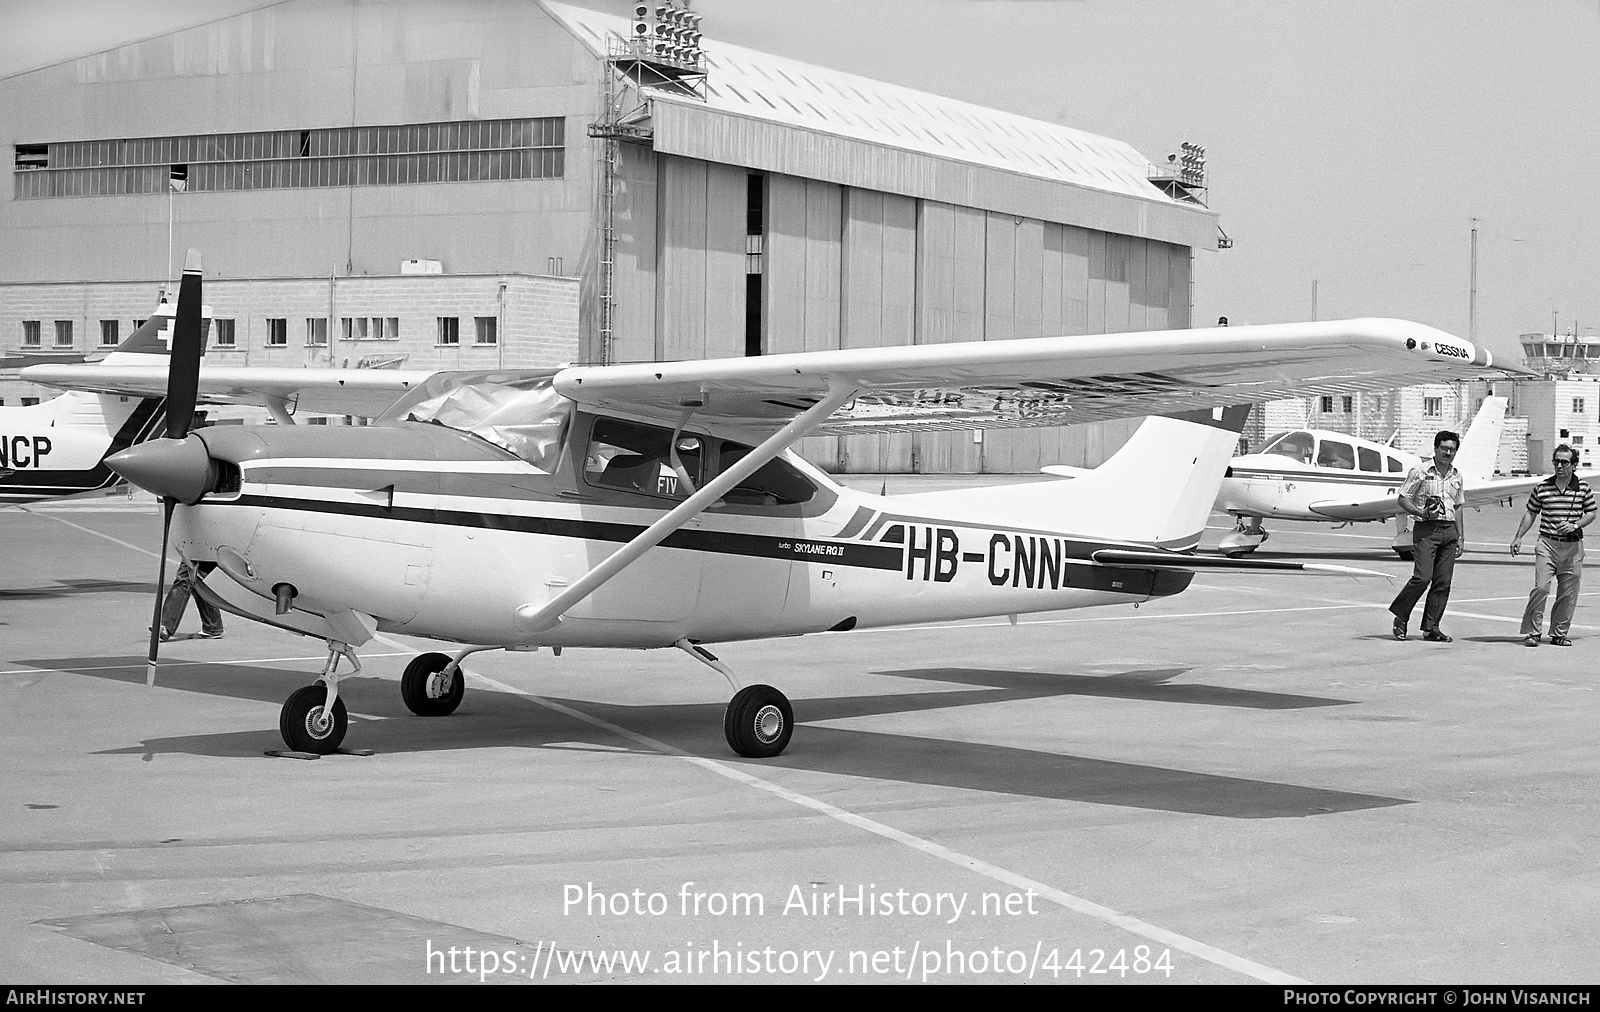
19, 363, 437, 419
553, 318, 1515, 434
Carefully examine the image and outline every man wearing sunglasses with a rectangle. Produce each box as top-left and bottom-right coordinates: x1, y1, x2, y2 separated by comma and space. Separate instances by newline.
1512, 445, 1596, 646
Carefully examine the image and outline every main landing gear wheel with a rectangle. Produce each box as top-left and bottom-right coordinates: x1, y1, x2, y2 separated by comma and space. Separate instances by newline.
401, 652, 464, 716
723, 684, 793, 759
280, 683, 348, 755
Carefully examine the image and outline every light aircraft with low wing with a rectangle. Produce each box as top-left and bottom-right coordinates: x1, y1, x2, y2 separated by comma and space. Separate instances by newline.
1205, 395, 1567, 558
104, 254, 1505, 759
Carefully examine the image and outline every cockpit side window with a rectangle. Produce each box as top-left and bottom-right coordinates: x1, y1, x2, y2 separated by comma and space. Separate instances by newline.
583, 417, 703, 498
1358, 446, 1381, 472
1317, 439, 1356, 470
1264, 431, 1314, 463
713, 441, 817, 506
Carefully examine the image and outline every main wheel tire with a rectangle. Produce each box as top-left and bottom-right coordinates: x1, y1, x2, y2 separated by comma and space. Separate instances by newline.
280, 683, 348, 755
723, 684, 793, 758
401, 651, 464, 716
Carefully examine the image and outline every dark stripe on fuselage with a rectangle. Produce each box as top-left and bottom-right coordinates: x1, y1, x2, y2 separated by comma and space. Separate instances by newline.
221, 492, 906, 570
211, 491, 1198, 601
1229, 467, 1401, 487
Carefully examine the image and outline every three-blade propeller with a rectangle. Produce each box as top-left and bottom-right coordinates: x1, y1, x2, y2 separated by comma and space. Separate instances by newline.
138, 251, 205, 687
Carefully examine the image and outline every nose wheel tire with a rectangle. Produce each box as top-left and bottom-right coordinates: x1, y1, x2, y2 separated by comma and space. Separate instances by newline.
401, 651, 464, 716
723, 684, 793, 758
280, 684, 348, 755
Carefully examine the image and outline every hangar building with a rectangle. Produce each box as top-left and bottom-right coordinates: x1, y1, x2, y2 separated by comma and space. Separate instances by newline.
0, 0, 1218, 470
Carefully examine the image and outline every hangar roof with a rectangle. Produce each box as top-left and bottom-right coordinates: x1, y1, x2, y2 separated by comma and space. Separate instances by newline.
543, 1, 1217, 249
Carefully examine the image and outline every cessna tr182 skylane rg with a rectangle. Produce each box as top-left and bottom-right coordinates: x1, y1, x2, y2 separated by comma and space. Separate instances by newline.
1205, 396, 1571, 558
100, 257, 1503, 759
11, 294, 434, 507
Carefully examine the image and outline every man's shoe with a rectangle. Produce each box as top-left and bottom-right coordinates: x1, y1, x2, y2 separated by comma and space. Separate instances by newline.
1551, 636, 1573, 647
1524, 634, 1540, 647
1392, 616, 1407, 641
196, 630, 223, 640
1422, 630, 1453, 643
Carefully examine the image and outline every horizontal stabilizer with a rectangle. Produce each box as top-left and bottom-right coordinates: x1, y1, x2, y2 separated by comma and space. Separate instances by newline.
1091, 548, 1391, 579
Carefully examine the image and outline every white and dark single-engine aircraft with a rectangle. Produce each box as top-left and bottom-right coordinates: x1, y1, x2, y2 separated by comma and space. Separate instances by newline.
1206, 395, 1566, 558
104, 254, 1505, 759
10, 292, 434, 507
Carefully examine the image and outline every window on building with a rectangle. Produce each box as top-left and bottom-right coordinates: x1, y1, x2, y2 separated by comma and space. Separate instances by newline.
1574, 398, 1586, 413
99, 320, 120, 346
1423, 397, 1442, 418
1319, 395, 1333, 413
380, 317, 400, 340
474, 317, 497, 345
342, 317, 369, 341
21, 320, 40, 347
1560, 428, 1570, 438
305, 318, 328, 346
1574, 435, 1585, 445
438, 317, 460, 345
1342, 395, 1353, 413
54, 320, 73, 347
267, 318, 287, 346
214, 319, 236, 347
14, 117, 564, 200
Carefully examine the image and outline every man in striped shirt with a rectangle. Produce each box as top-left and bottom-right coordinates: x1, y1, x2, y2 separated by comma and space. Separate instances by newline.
1390, 430, 1467, 642
1511, 444, 1596, 646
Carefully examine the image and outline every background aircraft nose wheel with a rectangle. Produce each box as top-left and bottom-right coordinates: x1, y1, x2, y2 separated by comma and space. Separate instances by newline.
723, 684, 793, 758
401, 652, 464, 716
279, 683, 348, 754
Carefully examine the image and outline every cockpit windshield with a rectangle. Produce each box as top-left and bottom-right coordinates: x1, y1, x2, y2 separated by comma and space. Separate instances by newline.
378, 370, 570, 472
1260, 431, 1315, 463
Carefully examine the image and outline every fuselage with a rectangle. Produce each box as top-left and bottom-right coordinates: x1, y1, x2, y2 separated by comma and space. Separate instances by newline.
169, 417, 1193, 650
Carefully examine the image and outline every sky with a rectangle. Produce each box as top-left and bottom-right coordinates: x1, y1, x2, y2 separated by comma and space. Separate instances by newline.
4, 0, 1598, 366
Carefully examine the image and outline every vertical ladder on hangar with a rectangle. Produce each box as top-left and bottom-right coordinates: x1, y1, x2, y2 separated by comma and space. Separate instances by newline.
588, 2, 708, 365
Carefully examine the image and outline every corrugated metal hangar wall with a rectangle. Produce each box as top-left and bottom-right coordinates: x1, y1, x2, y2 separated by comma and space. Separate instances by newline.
609, 147, 1191, 473
1, 0, 1206, 473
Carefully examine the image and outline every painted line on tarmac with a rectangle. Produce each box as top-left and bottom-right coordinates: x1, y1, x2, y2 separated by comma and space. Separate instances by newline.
423, 645, 1304, 984
12, 651, 411, 676
20, 507, 164, 560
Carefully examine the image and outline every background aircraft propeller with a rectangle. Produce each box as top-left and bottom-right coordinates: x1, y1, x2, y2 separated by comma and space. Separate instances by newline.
141, 250, 205, 687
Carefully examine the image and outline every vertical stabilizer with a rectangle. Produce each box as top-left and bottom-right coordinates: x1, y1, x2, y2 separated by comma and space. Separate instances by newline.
892, 405, 1250, 550
99, 298, 212, 364
1058, 405, 1252, 548
1455, 395, 1507, 482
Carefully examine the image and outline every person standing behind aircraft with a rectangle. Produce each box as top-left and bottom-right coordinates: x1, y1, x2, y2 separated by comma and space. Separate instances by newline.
1389, 430, 1465, 642
1512, 445, 1596, 647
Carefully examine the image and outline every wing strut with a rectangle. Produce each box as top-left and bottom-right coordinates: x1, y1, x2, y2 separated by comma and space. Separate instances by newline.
513, 382, 858, 634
